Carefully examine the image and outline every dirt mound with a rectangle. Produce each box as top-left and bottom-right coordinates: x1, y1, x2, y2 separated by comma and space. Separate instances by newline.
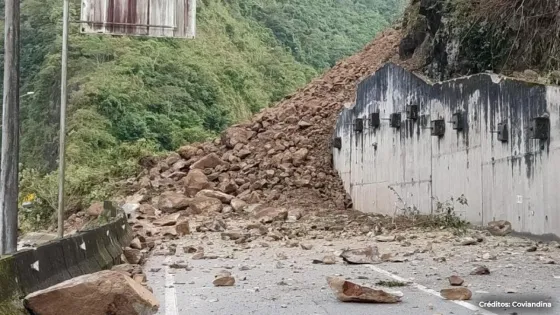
120, 29, 403, 216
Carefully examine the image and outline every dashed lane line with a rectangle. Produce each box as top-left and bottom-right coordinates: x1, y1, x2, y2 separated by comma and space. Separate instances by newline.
165, 264, 178, 315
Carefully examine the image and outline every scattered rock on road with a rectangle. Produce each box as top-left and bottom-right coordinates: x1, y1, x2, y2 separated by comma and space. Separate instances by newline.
322, 255, 337, 265
213, 271, 236, 287
24, 270, 159, 315
376, 235, 395, 242
340, 246, 380, 264
327, 277, 402, 303
448, 275, 464, 286
470, 265, 490, 275
440, 287, 472, 300
301, 243, 313, 250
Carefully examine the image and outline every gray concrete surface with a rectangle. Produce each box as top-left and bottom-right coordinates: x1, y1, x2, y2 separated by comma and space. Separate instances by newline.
145, 228, 560, 315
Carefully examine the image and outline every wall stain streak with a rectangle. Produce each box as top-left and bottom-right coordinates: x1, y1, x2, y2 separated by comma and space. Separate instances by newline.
333, 63, 560, 238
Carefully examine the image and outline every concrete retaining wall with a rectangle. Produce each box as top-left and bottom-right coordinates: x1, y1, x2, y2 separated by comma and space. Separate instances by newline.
333, 63, 560, 238
0, 212, 132, 314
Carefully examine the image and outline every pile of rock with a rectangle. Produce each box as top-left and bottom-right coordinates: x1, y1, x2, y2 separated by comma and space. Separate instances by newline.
114, 29, 404, 221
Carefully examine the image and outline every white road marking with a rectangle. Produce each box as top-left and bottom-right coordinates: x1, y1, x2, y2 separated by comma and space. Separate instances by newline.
165, 266, 178, 315
368, 265, 498, 315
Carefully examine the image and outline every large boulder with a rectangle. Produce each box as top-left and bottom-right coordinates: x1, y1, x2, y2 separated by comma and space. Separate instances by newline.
157, 192, 190, 213
183, 169, 211, 197
24, 270, 159, 315
190, 153, 225, 170
190, 196, 223, 213
221, 127, 255, 149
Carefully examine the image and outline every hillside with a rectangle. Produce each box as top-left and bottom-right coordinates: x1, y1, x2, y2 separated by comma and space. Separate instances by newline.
3, 0, 405, 229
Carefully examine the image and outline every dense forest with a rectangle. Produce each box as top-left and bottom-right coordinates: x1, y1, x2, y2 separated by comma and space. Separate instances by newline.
0, 0, 405, 229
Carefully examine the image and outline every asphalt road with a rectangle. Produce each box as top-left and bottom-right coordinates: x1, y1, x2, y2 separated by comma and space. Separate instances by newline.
145, 230, 560, 315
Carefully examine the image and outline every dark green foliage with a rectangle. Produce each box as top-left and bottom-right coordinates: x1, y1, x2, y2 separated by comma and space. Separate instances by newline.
237, 0, 406, 69
0, 0, 404, 229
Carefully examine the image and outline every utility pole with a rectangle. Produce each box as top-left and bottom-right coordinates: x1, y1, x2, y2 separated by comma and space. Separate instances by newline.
0, 0, 21, 254
58, 0, 70, 238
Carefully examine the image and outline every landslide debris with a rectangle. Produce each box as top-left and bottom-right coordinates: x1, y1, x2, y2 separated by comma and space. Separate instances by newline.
116, 29, 403, 219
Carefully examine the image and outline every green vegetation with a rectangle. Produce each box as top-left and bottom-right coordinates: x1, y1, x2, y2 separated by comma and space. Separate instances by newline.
0, 0, 404, 230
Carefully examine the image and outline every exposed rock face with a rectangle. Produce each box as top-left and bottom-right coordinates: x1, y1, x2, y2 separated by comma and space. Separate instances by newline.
24, 270, 159, 315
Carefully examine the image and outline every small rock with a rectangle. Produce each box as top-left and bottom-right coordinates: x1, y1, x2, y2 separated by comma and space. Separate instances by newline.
86, 202, 104, 217
482, 253, 496, 260
286, 209, 302, 222
192, 252, 205, 260
505, 288, 517, 294
376, 235, 396, 242
340, 246, 380, 264
183, 246, 198, 253
176, 219, 191, 236
301, 244, 313, 250
461, 237, 478, 246
448, 275, 464, 286
527, 245, 538, 252
169, 262, 190, 270
130, 238, 143, 250
231, 199, 248, 212
190, 153, 225, 170
123, 248, 143, 265
213, 272, 236, 287
470, 265, 490, 275
327, 277, 401, 303
322, 255, 337, 265
487, 220, 512, 236
440, 287, 472, 300
133, 273, 147, 284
